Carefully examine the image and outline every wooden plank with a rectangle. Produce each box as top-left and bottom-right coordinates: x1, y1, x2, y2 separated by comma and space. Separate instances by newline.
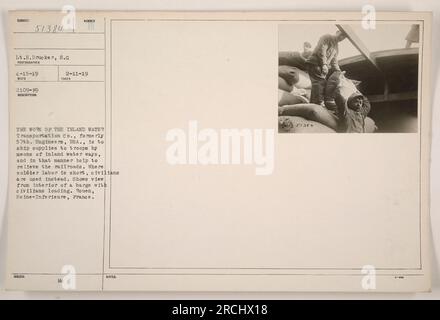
336, 24, 383, 74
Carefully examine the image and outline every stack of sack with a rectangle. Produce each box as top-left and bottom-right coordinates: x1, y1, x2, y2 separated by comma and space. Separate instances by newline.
278, 52, 377, 133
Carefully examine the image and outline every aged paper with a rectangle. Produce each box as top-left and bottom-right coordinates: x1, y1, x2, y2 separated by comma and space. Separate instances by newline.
6, 11, 432, 291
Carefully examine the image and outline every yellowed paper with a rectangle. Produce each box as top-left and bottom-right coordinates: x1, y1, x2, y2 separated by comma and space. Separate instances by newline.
6, 11, 432, 292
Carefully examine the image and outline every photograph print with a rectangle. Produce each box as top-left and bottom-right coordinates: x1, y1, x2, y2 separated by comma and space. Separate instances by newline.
278, 23, 420, 133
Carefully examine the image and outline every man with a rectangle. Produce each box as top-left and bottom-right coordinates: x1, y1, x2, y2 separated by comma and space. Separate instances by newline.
301, 41, 313, 60
336, 91, 371, 133
278, 41, 314, 71
306, 30, 347, 106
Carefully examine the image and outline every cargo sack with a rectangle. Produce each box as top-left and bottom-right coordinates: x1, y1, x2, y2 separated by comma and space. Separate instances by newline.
364, 117, 377, 133
278, 116, 375, 133
279, 51, 308, 71
278, 90, 309, 106
324, 71, 360, 112
279, 116, 336, 133
278, 103, 339, 130
279, 76, 293, 92
279, 65, 311, 89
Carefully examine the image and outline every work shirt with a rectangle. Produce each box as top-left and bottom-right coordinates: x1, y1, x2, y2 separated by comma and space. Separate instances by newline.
307, 34, 341, 72
338, 94, 371, 133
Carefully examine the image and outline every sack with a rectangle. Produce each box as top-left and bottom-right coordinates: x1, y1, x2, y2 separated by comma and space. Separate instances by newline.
279, 51, 308, 70
279, 116, 336, 133
278, 115, 374, 133
278, 90, 309, 106
279, 66, 311, 89
278, 103, 339, 130
279, 76, 293, 92
279, 65, 299, 86
364, 117, 377, 133
324, 71, 360, 110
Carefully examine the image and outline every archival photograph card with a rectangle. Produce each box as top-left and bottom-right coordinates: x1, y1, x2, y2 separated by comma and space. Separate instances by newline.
5, 11, 432, 292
